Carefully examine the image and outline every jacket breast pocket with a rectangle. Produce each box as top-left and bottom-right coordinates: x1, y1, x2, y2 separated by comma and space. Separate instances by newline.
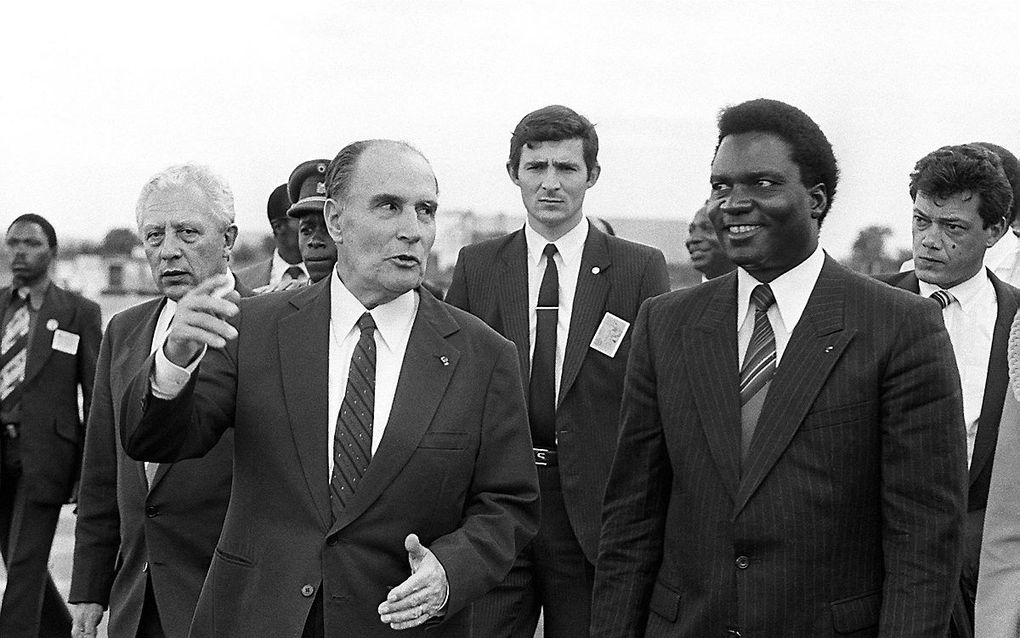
418, 432, 468, 450
801, 400, 875, 431
214, 546, 255, 568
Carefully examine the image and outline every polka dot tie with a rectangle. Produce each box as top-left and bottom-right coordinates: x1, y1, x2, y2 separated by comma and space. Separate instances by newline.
330, 313, 376, 521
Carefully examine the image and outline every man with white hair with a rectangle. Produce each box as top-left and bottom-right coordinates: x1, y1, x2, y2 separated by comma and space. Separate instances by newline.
69, 164, 250, 638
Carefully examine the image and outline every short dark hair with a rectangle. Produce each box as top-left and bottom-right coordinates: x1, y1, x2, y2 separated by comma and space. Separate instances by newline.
715, 98, 839, 224
7, 213, 57, 249
909, 144, 1013, 229
508, 105, 599, 179
972, 142, 1020, 224
325, 140, 436, 204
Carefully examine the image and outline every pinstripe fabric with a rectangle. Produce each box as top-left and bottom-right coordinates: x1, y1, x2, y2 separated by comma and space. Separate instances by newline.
593, 256, 967, 638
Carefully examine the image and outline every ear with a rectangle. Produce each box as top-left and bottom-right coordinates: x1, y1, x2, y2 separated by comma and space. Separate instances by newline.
223, 225, 238, 251
586, 163, 601, 188
325, 199, 343, 243
807, 184, 828, 219
985, 215, 1009, 249
506, 161, 520, 186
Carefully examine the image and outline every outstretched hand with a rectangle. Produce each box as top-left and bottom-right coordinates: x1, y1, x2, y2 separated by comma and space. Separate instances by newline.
163, 274, 240, 367
377, 533, 449, 630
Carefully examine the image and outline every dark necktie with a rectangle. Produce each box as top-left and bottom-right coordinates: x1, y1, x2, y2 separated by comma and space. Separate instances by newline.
930, 289, 953, 310
284, 265, 305, 281
529, 244, 558, 448
739, 284, 776, 462
0, 291, 31, 407
330, 313, 376, 521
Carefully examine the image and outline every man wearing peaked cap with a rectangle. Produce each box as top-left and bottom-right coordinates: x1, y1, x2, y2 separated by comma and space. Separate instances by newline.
288, 159, 338, 285
237, 183, 307, 290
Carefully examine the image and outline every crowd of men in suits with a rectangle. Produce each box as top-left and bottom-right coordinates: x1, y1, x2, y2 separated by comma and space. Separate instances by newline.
1, 99, 1020, 638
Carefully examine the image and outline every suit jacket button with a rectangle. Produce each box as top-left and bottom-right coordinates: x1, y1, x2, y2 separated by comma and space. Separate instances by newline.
735, 555, 750, 569
142, 561, 149, 573
326, 536, 338, 547
301, 584, 315, 597
145, 506, 158, 518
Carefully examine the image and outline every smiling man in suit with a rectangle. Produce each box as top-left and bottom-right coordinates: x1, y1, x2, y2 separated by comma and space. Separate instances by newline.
119, 140, 539, 637
593, 99, 967, 638
70, 164, 247, 638
0, 213, 101, 637
446, 104, 668, 638
878, 143, 1018, 638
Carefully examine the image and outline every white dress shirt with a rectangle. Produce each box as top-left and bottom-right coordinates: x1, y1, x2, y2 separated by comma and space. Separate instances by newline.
269, 250, 308, 286
524, 217, 588, 401
152, 269, 417, 479
736, 246, 826, 368
918, 269, 996, 467
326, 271, 417, 475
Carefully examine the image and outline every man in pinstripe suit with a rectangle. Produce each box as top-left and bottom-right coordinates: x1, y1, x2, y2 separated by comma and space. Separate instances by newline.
592, 99, 967, 638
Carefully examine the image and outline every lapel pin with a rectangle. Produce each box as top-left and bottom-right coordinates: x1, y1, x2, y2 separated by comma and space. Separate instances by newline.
46, 319, 58, 331
439, 355, 450, 366
824, 345, 834, 353
591, 266, 600, 275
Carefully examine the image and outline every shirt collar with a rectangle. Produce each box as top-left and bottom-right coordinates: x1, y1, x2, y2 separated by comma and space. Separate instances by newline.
524, 217, 589, 268
14, 278, 50, 311
271, 250, 306, 278
737, 246, 826, 330
918, 267, 993, 313
330, 269, 418, 351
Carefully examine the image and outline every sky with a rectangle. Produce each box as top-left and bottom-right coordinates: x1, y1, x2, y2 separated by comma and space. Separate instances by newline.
1, 1, 1019, 258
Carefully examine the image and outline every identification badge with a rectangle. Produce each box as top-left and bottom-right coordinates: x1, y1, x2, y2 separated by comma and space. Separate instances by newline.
51, 329, 80, 355
590, 313, 630, 358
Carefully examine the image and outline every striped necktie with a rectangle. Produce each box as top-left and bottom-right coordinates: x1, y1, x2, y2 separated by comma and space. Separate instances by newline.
0, 291, 31, 406
330, 313, 377, 521
930, 289, 953, 310
739, 284, 777, 405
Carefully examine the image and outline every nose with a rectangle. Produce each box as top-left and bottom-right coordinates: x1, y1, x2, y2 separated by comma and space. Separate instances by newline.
540, 167, 561, 191
919, 227, 944, 251
158, 232, 183, 260
395, 206, 423, 243
717, 186, 752, 215
307, 229, 328, 248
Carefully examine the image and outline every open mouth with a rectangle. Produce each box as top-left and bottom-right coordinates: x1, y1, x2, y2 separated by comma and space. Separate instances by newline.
391, 254, 421, 267
725, 224, 763, 239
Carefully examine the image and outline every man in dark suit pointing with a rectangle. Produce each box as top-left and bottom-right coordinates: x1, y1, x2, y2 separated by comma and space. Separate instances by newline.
447, 104, 668, 638
593, 99, 967, 637
121, 139, 540, 637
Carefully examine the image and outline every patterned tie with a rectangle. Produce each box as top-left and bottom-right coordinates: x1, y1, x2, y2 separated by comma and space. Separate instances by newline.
930, 289, 954, 310
739, 284, 777, 405
529, 244, 558, 448
0, 291, 31, 406
284, 265, 305, 282
330, 313, 376, 521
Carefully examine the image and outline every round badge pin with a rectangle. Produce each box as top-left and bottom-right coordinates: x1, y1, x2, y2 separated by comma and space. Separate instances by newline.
591, 266, 600, 275
46, 319, 58, 331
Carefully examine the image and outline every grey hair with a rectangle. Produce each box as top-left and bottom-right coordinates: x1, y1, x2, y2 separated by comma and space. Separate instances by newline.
135, 163, 236, 230
324, 140, 437, 205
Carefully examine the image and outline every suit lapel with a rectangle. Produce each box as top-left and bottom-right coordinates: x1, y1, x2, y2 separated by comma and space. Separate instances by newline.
559, 227, 611, 404
23, 284, 59, 386
498, 230, 531, 381
279, 281, 332, 528
734, 258, 857, 515
110, 299, 168, 490
331, 293, 460, 532
971, 273, 1018, 488
685, 275, 742, 500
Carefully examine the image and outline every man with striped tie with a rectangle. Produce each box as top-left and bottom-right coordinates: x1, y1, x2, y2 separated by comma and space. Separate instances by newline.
118, 140, 539, 637
0, 213, 102, 637
593, 99, 967, 638
878, 143, 1019, 638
